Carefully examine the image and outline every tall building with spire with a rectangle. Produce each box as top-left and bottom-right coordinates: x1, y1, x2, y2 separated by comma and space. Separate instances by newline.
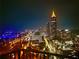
47, 10, 57, 39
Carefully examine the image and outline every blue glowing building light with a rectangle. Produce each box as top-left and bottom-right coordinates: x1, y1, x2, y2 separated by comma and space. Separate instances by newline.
0, 32, 20, 39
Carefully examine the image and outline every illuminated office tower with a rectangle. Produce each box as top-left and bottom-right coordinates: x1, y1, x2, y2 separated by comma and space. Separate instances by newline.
47, 10, 57, 39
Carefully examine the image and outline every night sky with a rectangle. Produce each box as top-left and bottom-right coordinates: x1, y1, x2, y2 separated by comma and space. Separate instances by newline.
0, 0, 79, 32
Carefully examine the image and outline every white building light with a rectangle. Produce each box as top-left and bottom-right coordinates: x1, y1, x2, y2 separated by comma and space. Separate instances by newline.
76, 35, 79, 37
65, 29, 69, 32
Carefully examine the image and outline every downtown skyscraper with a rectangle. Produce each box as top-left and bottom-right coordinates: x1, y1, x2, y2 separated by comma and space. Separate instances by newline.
47, 10, 57, 39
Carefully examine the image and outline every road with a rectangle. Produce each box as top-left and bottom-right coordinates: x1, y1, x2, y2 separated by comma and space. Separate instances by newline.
0, 38, 22, 55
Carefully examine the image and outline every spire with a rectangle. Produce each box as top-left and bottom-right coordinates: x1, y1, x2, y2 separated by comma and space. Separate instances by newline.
51, 10, 56, 17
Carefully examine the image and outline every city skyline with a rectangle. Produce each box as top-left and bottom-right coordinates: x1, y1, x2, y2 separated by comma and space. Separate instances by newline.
0, 0, 79, 32
1, 1, 79, 59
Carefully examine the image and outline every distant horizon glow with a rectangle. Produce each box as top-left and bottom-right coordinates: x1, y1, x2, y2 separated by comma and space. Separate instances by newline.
0, 0, 79, 32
